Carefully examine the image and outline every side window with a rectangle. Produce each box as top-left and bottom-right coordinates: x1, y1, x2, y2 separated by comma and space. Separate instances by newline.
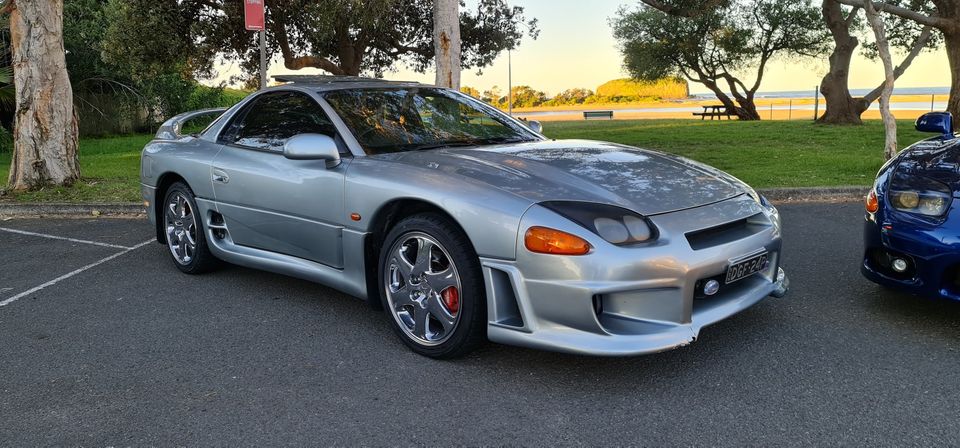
219, 91, 337, 152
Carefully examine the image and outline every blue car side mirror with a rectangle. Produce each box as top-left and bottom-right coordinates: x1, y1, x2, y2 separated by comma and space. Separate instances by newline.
915, 112, 954, 136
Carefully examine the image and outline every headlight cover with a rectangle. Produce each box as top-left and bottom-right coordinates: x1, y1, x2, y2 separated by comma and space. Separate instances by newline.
540, 201, 658, 246
889, 171, 953, 217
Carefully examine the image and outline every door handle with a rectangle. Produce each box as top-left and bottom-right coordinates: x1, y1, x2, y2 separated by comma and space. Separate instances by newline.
212, 169, 229, 184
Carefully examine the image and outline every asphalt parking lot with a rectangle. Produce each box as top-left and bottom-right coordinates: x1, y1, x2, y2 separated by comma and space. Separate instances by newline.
2, 202, 959, 446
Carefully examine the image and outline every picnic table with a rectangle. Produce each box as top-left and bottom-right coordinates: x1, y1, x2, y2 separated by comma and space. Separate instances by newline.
692, 105, 735, 120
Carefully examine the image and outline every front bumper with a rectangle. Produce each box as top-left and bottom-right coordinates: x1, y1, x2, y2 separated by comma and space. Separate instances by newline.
482, 195, 787, 356
862, 204, 960, 301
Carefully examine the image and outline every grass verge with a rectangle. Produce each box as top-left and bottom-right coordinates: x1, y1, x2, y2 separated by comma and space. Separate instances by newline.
0, 134, 152, 203
0, 119, 929, 203
544, 119, 926, 188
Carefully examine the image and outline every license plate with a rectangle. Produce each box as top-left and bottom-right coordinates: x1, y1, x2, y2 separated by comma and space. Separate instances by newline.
725, 252, 768, 284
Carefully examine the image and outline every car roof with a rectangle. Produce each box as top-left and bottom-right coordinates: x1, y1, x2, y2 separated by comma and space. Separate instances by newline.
271, 74, 426, 91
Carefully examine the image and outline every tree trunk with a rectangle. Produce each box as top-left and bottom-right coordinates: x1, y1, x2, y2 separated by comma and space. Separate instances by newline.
946, 30, 960, 120
7, 0, 79, 190
733, 98, 762, 121
818, 0, 864, 125
433, 0, 461, 89
864, 1, 898, 160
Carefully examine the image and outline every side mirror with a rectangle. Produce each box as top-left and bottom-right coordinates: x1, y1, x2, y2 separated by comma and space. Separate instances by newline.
526, 120, 543, 134
915, 112, 954, 136
283, 133, 341, 167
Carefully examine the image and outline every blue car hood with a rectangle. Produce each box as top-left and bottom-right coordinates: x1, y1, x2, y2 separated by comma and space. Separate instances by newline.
382, 139, 748, 215
895, 134, 960, 196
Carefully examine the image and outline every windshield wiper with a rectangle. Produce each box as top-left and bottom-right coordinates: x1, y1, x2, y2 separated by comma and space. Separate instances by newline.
479, 137, 535, 145
409, 140, 483, 151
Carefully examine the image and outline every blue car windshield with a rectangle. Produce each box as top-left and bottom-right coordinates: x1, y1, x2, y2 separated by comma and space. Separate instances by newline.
322, 87, 539, 154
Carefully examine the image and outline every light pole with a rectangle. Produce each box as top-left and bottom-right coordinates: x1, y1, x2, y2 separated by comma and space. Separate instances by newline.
259, 29, 267, 89
508, 48, 513, 116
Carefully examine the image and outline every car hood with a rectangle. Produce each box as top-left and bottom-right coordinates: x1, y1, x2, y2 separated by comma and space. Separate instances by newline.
895, 134, 960, 196
380, 139, 749, 215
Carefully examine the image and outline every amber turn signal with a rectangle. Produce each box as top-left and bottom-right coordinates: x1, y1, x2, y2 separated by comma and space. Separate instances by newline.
524, 226, 591, 255
865, 190, 879, 213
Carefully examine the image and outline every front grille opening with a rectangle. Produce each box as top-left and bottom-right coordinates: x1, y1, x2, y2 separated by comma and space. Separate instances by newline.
685, 213, 768, 250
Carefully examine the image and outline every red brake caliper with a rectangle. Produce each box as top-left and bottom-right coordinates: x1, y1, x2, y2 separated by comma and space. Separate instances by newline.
441, 287, 460, 314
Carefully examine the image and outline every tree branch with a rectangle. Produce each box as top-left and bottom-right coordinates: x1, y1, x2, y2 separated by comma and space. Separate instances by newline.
844, 6, 861, 27
639, 0, 727, 17
274, 20, 346, 75
833, 0, 954, 30
863, 25, 934, 103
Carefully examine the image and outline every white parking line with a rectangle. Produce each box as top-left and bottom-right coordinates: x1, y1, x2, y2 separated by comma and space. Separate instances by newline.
0, 226, 135, 250
0, 240, 154, 308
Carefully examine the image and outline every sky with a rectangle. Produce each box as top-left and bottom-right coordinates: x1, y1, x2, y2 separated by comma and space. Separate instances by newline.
218, 0, 952, 96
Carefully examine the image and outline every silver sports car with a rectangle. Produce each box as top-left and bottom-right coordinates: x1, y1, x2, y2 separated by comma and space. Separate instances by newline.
141, 75, 788, 358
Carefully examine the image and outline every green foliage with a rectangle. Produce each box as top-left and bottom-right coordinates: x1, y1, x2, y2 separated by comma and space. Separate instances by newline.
596, 78, 688, 100
103, 0, 537, 85
460, 86, 482, 99
64, 0, 245, 135
546, 88, 595, 106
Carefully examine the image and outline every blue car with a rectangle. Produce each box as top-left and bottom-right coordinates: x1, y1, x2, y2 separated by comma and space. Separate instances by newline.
862, 112, 960, 300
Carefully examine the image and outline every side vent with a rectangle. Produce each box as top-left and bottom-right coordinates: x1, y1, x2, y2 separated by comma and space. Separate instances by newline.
487, 268, 524, 328
209, 211, 228, 240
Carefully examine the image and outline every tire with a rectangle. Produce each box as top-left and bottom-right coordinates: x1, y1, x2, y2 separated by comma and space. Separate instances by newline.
378, 213, 486, 358
161, 181, 219, 274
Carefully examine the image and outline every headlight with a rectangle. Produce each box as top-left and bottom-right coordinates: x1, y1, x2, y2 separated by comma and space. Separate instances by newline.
889, 171, 953, 217
540, 201, 658, 246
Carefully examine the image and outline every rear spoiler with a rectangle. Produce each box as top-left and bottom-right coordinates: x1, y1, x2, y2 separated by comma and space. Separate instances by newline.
155, 107, 228, 140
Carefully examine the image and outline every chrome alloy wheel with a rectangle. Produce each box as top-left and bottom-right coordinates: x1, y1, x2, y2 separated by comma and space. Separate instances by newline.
385, 232, 463, 346
164, 192, 198, 265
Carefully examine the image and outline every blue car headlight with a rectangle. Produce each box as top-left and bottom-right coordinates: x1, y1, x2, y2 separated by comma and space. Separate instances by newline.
889, 171, 953, 217
540, 201, 658, 246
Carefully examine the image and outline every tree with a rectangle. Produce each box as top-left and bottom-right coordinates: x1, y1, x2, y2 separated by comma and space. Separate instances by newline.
460, 86, 482, 98
551, 88, 594, 105
817, 0, 935, 125
615, 0, 828, 120
5, 0, 79, 189
864, 1, 897, 159
834, 0, 960, 120
434, 0, 461, 88
508, 86, 548, 108
105, 0, 536, 86
613, 0, 828, 120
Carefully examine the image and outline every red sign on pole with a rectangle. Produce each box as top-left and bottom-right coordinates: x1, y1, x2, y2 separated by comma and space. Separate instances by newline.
244, 0, 265, 31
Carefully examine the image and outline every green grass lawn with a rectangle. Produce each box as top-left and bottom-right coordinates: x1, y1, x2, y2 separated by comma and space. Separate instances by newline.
0, 134, 152, 202
544, 119, 927, 189
0, 119, 928, 203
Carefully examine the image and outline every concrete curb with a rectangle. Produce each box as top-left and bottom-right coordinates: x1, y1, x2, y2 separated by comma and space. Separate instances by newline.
0, 187, 868, 218
0, 202, 145, 218
758, 186, 868, 204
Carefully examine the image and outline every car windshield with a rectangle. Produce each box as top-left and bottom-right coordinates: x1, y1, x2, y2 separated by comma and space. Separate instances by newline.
322, 87, 539, 154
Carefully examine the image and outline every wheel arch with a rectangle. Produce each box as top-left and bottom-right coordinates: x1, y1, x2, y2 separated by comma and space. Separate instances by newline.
362, 198, 477, 309
153, 172, 190, 243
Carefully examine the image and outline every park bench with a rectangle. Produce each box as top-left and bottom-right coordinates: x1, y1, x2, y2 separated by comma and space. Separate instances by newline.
693, 105, 735, 120
583, 110, 614, 120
